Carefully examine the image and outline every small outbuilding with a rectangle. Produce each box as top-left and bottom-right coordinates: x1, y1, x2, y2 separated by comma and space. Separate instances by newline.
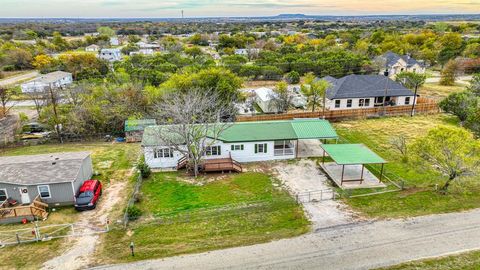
125, 119, 157, 143
0, 152, 93, 206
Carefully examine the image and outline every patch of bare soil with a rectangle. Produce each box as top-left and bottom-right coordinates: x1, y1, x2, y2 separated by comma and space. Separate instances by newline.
41, 182, 127, 270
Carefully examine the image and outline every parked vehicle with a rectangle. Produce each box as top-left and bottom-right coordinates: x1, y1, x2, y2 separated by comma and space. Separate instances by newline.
74, 180, 102, 211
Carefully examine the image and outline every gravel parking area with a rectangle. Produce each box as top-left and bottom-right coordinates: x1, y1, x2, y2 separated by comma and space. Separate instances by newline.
274, 159, 355, 228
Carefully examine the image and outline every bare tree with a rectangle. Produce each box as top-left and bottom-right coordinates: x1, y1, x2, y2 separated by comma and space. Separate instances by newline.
0, 85, 16, 118
152, 89, 237, 177
45, 85, 63, 143
390, 135, 409, 162
25, 91, 46, 116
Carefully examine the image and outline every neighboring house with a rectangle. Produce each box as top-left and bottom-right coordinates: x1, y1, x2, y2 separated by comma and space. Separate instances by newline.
253, 87, 283, 113
322, 75, 416, 110
85, 44, 100, 52
0, 152, 93, 206
109, 37, 120, 46
124, 119, 157, 143
99, 48, 122, 62
20, 71, 73, 93
234, 48, 261, 58
141, 119, 338, 169
130, 48, 154, 56
377, 52, 425, 77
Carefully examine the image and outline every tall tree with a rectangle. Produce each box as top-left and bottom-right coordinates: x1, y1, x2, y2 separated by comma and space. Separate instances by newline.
152, 89, 236, 177
301, 73, 331, 116
0, 86, 16, 118
412, 126, 480, 193
395, 72, 426, 116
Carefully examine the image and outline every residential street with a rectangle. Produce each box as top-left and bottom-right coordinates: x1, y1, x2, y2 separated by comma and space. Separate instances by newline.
94, 208, 480, 270
0, 70, 38, 86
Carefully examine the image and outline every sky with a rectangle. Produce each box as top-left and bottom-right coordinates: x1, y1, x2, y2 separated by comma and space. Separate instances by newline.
0, 0, 479, 18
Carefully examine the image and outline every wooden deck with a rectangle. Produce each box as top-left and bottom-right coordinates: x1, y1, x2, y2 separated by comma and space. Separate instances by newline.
0, 196, 48, 224
202, 158, 243, 173
177, 156, 243, 173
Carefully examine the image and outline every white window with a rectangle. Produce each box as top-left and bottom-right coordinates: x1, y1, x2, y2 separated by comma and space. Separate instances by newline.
231, 144, 244, 151
37, 185, 51, 199
255, 143, 267, 154
359, 99, 365, 107
205, 146, 221, 156
154, 148, 173, 158
346, 99, 353, 108
0, 189, 7, 201
405, 97, 411, 105
365, 98, 370, 106
335, 100, 341, 108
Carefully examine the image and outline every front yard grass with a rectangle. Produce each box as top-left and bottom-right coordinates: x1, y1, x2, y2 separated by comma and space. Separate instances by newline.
334, 114, 480, 218
378, 250, 480, 270
95, 171, 309, 264
420, 82, 465, 100
0, 141, 140, 270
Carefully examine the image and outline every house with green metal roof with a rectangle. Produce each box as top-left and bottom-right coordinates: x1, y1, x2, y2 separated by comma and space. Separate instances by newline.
142, 119, 338, 169
124, 119, 157, 143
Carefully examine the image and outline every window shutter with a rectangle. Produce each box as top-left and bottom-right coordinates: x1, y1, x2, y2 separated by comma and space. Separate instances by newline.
241, 145, 244, 150
264, 143, 267, 153
255, 144, 258, 153
231, 145, 234, 150
218, 146, 221, 155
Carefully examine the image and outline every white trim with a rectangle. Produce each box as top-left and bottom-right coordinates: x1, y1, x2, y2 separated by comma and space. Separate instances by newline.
37, 185, 52, 199
0, 188, 7, 201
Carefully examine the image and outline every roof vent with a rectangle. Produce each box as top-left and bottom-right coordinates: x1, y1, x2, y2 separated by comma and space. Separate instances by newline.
52, 162, 56, 165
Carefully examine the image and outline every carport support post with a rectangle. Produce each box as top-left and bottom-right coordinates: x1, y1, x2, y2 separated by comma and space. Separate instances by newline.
379, 163, 384, 183
322, 148, 326, 164
360, 164, 364, 184
295, 139, 299, 158
341, 165, 345, 186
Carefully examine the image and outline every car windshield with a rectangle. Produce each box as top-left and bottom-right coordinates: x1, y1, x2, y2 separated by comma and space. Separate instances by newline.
78, 191, 93, 198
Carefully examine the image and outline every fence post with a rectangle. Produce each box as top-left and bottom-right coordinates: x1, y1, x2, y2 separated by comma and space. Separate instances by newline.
16, 233, 20, 244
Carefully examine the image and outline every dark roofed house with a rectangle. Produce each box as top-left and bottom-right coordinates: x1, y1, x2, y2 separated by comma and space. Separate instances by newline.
125, 119, 157, 143
376, 52, 425, 78
322, 74, 415, 110
0, 152, 93, 223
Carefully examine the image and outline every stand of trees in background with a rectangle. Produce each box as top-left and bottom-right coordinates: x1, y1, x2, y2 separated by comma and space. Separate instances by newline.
440, 73, 480, 136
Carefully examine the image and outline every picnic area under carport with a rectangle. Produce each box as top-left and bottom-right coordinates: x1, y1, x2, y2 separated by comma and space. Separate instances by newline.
320, 144, 387, 189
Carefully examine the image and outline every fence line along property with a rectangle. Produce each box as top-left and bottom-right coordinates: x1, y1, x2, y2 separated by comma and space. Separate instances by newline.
237, 102, 440, 122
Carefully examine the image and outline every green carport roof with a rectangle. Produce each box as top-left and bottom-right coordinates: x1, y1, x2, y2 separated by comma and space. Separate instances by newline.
321, 144, 387, 165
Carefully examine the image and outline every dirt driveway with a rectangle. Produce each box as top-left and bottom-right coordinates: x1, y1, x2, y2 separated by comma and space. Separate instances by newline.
42, 181, 127, 270
274, 159, 356, 229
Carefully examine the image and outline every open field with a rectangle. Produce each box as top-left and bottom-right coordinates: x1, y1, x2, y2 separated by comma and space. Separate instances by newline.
94, 171, 309, 265
379, 249, 480, 270
334, 114, 480, 218
419, 82, 466, 100
0, 142, 140, 269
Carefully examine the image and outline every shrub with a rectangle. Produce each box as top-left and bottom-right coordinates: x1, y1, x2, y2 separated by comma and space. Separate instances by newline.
285, 71, 300, 84
2, 65, 15, 72
126, 205, 142, 221
136, 157, 151, 178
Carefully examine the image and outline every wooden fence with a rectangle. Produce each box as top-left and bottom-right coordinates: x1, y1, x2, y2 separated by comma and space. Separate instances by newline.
237, 103, 440, 122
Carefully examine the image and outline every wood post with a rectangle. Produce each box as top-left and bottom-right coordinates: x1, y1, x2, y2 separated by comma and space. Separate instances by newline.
360, 164, 364, 184
379, 163, 384, 183
341, 165, 345, 186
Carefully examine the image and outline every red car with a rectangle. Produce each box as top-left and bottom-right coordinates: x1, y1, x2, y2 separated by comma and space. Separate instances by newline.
74, 180, 102, 211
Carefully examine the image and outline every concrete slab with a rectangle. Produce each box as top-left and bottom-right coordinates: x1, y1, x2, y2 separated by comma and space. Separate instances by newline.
320, 162, 386, 189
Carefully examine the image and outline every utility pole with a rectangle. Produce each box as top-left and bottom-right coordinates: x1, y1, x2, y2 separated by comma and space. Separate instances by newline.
382, 70, 389, 116
181, 10, 184, 19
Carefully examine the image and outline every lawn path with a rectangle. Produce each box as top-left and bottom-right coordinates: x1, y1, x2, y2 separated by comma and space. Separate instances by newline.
41, 181, 127, 270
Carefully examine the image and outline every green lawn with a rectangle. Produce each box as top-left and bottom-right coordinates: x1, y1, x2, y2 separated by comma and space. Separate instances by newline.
0, 142, 140, 270
334, 114, 480, 218
95, 171, 309, 264
379, 250, 480, 270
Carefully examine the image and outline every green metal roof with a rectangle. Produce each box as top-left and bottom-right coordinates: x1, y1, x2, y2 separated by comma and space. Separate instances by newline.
142, 119, 338, 146
321, 144, 387, 165
125, 119, 157, 132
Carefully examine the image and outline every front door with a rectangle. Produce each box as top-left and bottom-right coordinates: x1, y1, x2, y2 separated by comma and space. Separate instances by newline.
19, 187, 30, 204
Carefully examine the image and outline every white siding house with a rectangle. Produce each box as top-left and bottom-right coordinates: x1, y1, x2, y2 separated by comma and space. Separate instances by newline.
322, 75, 416, 110
21, 71, 73, 93
99, 48, 122, 62
85, 44, 100, 52
142, 119, 338, 170
376, 52, 426, 78
254, 87, 282, 113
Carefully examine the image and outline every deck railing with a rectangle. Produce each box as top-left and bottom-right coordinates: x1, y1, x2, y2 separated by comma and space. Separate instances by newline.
274, 147, 295, 156
0, 196, 48, 221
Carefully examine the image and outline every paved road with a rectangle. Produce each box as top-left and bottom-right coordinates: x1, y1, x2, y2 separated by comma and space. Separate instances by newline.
94, 209, 480, 270
0, 71, 38, 86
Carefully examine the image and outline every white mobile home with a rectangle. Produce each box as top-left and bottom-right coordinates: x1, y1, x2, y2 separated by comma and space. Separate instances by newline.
254, 87, 283, 113
322, 75, 416, 110
141, 119, 338, 170
21, 71, 73, 93
99, 48, 122, 62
